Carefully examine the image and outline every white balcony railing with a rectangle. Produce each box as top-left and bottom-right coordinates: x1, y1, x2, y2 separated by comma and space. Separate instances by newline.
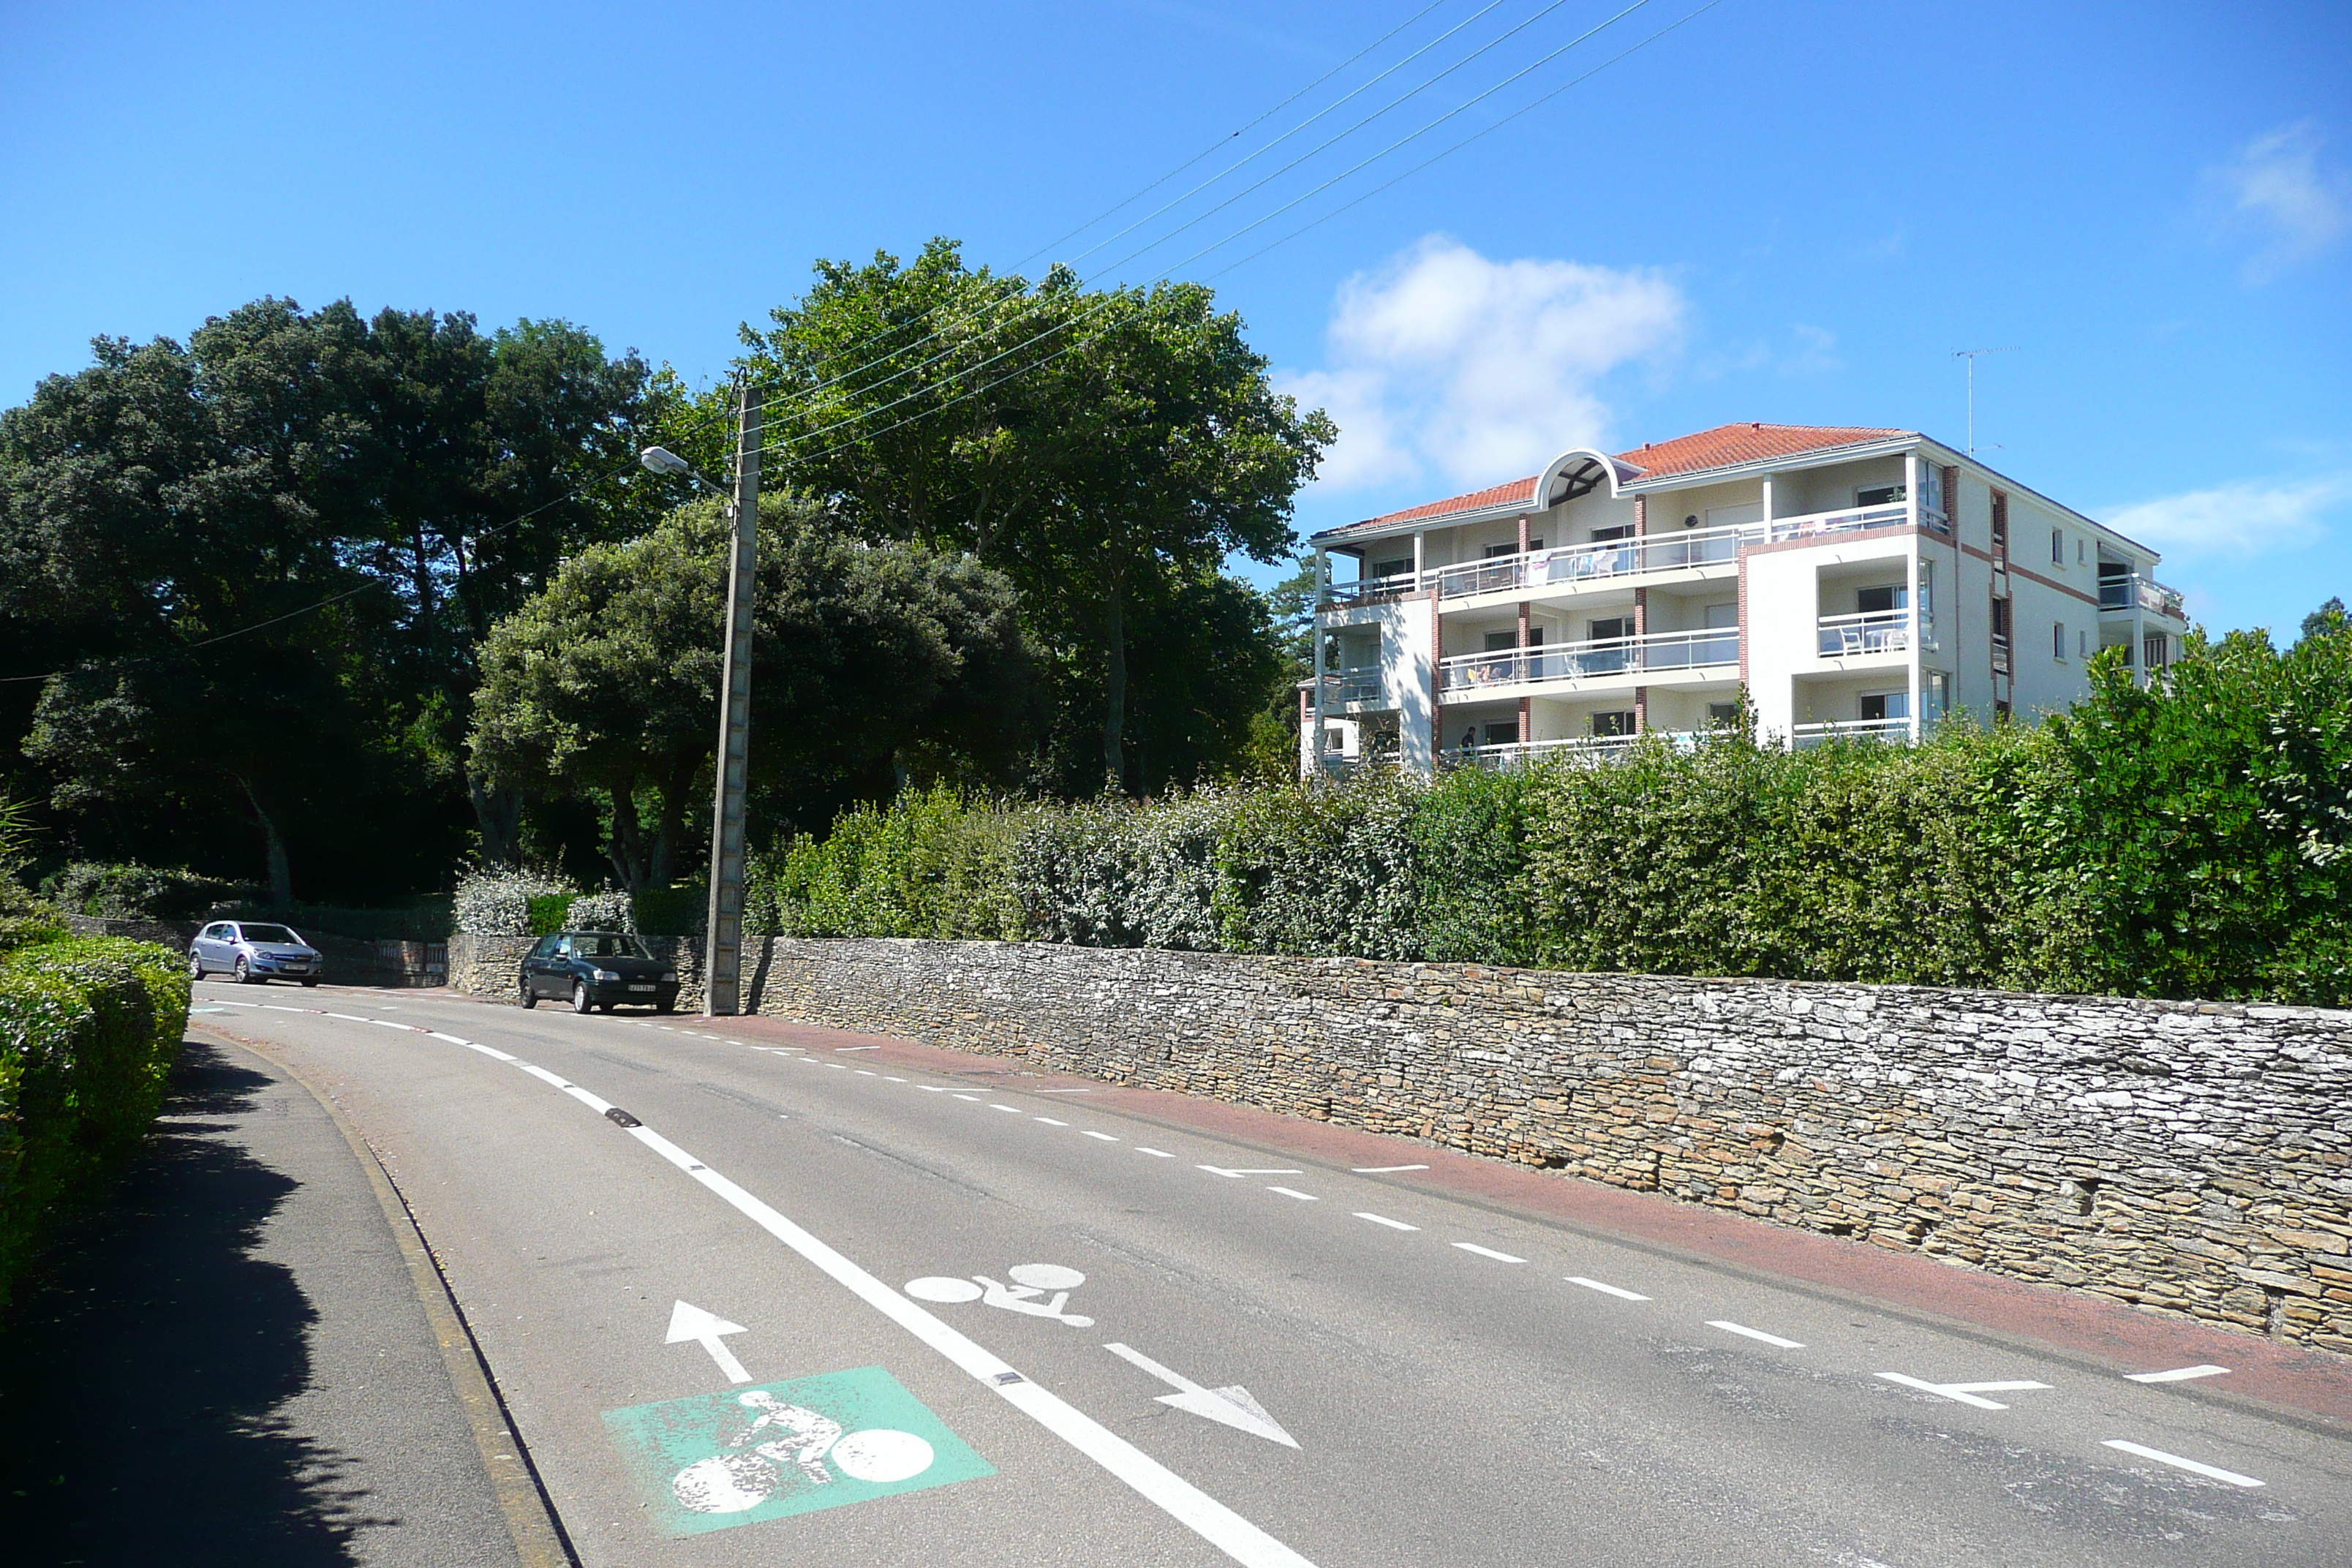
1815, 608, 1912, 657
1791, 718, 1913, 750
1321, 502, 1930, 610
2097, 573, 2186, 619
1437, 627, 1738, 694
1450, 732, 1719, 770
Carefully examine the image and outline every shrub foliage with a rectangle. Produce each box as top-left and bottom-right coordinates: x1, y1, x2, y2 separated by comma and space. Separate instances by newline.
753, 622, 2352, 1006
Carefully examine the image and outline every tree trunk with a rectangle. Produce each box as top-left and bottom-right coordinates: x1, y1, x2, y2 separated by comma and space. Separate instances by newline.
607, 785, 650, 892
1101, 579, 1128, 793
235, 776, 295, 907
468, 777, 523, 867
650, 767, 692, 892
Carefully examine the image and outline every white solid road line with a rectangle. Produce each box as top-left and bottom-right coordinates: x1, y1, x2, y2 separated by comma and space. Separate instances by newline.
1452, 1243, 1526, 1264
2125, 1364, 2231, 1384
1709, 1320, 1805, 1349
1199, 1166, 1304, 1179
1567, 1277, 1649, 1301
1035, 1116, 1069, 1126
1267, 1187, 1318, 1202
2101, 1439, 2264, 1488
1351, 1164, 1429, 1174
1874, 1373, 2051, 1411
336, 1007, 1320, 1568
1354, 1212, 1420, 1232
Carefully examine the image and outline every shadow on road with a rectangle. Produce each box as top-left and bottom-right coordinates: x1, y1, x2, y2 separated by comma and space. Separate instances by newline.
0, 1039, 384, 1566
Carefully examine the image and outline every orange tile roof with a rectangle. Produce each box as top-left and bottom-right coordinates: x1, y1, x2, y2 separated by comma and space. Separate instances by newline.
1319, 423, 1914, 540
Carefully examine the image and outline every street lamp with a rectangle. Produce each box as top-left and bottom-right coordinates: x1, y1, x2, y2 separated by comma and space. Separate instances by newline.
638, 389, 762, 1016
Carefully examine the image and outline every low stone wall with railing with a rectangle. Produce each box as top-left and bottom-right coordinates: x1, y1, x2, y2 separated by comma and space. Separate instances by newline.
715, 938, 2350, 1354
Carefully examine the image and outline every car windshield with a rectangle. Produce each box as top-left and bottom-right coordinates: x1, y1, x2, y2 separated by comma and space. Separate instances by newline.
240, 924, 301, 945
573, 933, 649, 959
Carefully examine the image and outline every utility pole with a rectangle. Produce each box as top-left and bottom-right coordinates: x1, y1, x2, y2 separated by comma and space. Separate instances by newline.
704, 379, 761, 1014
1951, 347, 2017, 456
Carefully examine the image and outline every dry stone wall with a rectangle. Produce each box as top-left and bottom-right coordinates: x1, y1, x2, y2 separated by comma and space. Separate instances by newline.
726, 938, 2352, 1353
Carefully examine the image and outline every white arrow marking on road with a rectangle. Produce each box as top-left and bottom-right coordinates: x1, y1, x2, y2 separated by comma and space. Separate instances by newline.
666, 1300, 753, 1384
1874, 1373, 2051, 1409
1197, 1166, 1303, 1179
1104, 1343, 1300, 1448
2125, 1363, 2230, 1384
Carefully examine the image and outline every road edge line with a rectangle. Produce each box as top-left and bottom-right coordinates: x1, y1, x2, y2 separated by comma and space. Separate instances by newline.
203, 1028, 580, 1568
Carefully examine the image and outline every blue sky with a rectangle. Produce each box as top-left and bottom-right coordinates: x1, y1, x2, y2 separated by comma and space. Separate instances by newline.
3, 0, 2346, 637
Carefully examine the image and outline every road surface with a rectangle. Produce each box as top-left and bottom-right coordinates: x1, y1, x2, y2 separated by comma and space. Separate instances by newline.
190, 981, 2349, 1567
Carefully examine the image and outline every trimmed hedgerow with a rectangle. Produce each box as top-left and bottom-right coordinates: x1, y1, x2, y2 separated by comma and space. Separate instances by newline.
0, 935, 189, 1305
754, 619, 2352, 1008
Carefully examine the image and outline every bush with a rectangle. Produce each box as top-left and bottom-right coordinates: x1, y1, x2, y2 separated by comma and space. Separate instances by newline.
633, 882, 706, 938
526, 893, 577, 936
453, 868, 575, 935
568, 890, 636, 932
42, 862, 252, 921
0, 935, 188, 1305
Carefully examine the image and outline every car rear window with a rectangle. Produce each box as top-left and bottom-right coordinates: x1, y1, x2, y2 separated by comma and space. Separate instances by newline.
575, 933, 650, 959
239, 924, 301, 945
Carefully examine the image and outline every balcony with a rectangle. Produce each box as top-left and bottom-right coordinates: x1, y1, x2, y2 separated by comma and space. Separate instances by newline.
1437, 627, 1738, 695
2097, 573, 2186, 620
1791, 717, 1912, 749
1816, 608, 1912, 657
1321, 501, 1930, 612
1316, 668, 1388, 709
1452, 731, 1706, 770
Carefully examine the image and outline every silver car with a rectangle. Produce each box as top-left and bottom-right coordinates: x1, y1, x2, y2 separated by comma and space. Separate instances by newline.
189, 921, 323, 986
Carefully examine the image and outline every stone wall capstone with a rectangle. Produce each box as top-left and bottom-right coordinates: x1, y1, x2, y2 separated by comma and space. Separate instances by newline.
718, 938, 2351, 1354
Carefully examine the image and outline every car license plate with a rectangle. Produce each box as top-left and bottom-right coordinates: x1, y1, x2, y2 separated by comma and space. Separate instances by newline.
628, 983, 655, 992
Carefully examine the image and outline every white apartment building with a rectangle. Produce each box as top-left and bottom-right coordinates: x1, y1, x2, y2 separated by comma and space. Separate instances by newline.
1300, 423, 2187, 775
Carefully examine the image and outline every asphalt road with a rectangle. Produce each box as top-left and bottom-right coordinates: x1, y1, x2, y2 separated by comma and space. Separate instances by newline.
191, 980, 2350, 1567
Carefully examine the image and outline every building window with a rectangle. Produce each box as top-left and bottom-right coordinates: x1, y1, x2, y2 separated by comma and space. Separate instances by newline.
2051, 528, 2065, 565
1371, 557, 1411, 580
1591, 712, 1635, 737
2078, 629, 2090, 660
1706, 701, 1741, 728
1990, 492, 2008, 551
2054, 620, 2067, 660
1589, 524, 1632, 543
1860, 692, 1910, 722
1855, 584, 1907, 614
1485, 720, 1520, 747
1856, 483, 1905, 507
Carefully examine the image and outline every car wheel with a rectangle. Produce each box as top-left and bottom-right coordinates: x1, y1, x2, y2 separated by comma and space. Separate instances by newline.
233, 956, 256, 985
188, 951, 205, 981
300, 978, 319, 988
519, 975, 538, 1010
654, 999, 675, 1015
571, 981, 594, 1014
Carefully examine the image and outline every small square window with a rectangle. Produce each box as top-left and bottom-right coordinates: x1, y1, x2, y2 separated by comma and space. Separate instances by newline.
2054, 620, 2067, 660
2051, 528, 2065, 565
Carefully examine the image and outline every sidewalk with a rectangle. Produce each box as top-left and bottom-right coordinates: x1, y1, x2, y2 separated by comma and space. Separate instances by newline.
0, 1030, 559, 1567
398, 984, 2352, 1431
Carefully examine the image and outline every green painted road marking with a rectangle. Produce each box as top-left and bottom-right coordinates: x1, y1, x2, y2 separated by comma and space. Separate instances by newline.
603, 1365, 993, 1537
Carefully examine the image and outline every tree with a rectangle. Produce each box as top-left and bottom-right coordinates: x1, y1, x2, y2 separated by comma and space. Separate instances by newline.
0, 297, 659, 895
741, 240, 1333, 792
2302, 596, 2346, 644
468, 497, 1033, 889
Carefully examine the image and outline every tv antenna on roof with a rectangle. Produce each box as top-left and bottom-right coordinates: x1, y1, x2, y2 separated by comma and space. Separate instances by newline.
1953, 347, 2018, 456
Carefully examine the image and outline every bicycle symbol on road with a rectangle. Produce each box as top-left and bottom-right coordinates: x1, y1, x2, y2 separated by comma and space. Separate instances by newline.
904, 1262, 1095, 1327
671, 1389, 935, 1514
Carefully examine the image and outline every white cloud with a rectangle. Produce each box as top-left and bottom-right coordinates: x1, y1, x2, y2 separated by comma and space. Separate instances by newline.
2211, 120, 2351, 282
2105, 472, 2352, 559
1278, 235, 1685, 493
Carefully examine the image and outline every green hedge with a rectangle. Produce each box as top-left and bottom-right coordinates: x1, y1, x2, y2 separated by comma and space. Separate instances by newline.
0, 935, 189, 1305
751, 619, 2352, 1007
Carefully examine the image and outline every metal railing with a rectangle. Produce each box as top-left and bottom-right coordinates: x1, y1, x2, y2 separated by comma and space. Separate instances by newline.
1990, 630, 2012, 674
1815, 608, 1912, 657
1436, 627, 1738, 693
1316, 668, 1387, 707
1321, 501, 1931, 609
2097, 573, 2186, 619
1791, 717, 1912, 749
1449, 731, 1719, 770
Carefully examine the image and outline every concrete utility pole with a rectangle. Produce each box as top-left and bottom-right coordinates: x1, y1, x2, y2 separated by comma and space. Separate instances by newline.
704, 380, 761, 1014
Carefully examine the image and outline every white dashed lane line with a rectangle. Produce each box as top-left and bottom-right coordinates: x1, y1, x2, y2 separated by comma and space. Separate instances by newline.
1081, 1131, 1120, 1142
1354, 1212, 1419, 1232
1709, 1320, 1804, 1350
1267, 1187, 1318, 1202
1136, 1147, 1175, 1158
1567, 1276, 1648, 1302
1035, 1117, 1071, 1127
1452, 1243, 1526, 1264
2102, 1441, 2264, 1488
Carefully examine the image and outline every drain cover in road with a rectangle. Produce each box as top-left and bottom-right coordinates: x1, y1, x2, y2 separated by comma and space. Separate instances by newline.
603, 1365, 994, 1536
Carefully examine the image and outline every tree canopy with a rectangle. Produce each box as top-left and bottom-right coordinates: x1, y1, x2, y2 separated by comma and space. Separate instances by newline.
468, 497, 1034, 889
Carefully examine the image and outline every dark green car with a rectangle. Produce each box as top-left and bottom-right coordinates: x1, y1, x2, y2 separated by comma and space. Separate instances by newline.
519, 930, 680, 1014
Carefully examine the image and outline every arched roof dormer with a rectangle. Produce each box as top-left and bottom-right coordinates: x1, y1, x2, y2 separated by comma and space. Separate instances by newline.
1534, 448, 1641, 508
